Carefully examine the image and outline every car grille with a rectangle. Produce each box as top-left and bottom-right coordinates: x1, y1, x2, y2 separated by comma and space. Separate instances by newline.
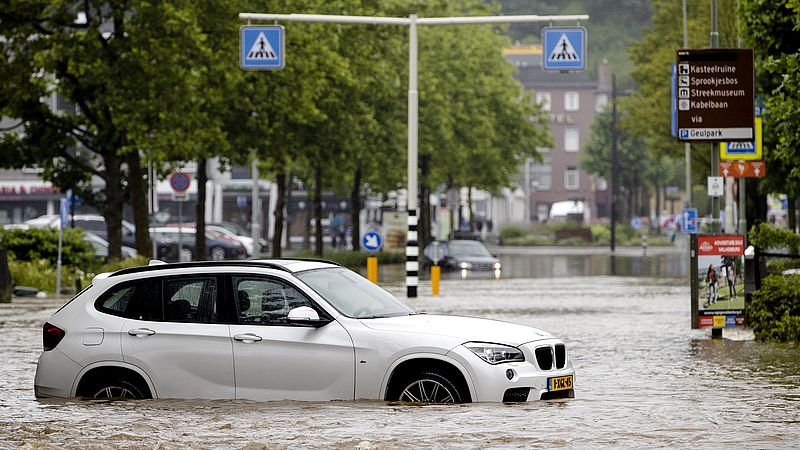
502, 387, 530, 402
534, 344, 567, 371
471, 262, 496, 271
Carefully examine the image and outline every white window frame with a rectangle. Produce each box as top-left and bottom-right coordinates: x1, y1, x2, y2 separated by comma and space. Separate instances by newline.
535, 91, 551, 111
564, 127, 580, 152
564, 167, 580, 190
564, 91, 580, 111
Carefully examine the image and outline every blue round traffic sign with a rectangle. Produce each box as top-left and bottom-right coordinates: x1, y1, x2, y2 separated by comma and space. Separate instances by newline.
362, 230, 383, 253
170, 172, 191, 192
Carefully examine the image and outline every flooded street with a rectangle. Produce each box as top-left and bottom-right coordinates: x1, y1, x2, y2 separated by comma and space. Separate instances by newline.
2, 254, 799, 448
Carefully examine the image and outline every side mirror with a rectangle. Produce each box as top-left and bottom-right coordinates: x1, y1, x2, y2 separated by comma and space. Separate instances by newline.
287, 306, 330, 327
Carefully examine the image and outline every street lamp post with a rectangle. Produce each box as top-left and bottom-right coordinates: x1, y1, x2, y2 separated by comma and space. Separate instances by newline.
239, 12, 590, 296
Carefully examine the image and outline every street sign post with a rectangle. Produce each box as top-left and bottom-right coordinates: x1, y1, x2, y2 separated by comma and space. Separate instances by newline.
675, 49, 754, 141
707, 176, 723, 197
169, 172, 191, 261
240, 26, 285, 70
542, 27, 587, 71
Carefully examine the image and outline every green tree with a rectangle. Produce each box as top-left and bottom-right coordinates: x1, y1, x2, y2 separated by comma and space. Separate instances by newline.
0, 1, 225, 258
739, 0, 800, 230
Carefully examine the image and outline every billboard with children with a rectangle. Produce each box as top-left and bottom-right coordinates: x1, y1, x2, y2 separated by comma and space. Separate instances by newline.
693, 235, 745, 328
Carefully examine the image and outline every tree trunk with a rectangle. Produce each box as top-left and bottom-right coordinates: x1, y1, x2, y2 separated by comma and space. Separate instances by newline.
104, 153, 123, 261
272, 172, 287, 258
195, 157, 208, 260
304, 185, 312, 250
314, 163, 324, 256
350, 167, 362, 252
419, 154, 431, 250
468, 187, 475, 232
654, 183, 662, 235
126, 152, 153, 256
788, 196, 797, 234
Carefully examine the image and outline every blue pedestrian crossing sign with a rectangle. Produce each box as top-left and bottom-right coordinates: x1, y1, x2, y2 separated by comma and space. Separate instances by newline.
240, 26, 285, 70
542, 27, 587, 71
362, 230, 383, 253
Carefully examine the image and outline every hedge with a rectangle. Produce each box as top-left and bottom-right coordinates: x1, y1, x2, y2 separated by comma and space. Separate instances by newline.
746, 274, 800, 342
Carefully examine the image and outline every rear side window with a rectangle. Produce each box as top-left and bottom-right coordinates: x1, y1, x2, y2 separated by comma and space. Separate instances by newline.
96, 279, 162, 321
163, 277, 218, 323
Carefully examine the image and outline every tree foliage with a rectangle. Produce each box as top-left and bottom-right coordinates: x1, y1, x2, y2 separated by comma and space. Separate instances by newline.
739, 0, 800, 200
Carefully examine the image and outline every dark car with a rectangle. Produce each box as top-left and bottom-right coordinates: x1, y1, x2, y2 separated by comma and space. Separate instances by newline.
438, 240, 502, 273
151, 226, 247, 262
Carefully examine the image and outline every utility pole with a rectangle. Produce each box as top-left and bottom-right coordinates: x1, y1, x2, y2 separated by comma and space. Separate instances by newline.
682, 0, 692, 209
710, 0, 720, 233
610, 73, 618, 253
239, 12, 589, 297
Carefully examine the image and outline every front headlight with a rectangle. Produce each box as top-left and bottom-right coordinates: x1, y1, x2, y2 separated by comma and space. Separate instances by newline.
465, 342, 525, 364
459, 261, 473, 269
493, 262, 502, 270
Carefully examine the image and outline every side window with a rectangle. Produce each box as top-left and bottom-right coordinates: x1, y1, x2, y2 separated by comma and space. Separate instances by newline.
164, 277, 219, 323
96, 278, 162, 321
233, 276, 314, 326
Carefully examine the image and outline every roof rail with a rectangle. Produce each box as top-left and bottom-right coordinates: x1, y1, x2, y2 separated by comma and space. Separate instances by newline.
108, 260, 293, 277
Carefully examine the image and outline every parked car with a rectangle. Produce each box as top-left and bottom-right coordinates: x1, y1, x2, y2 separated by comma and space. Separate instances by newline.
84, 232, 137, 260
436, 240, 502, 273
151, 226, 246, 262
23, 214, 136, 242
34, 259, 574, 402
194, 223, 268, 257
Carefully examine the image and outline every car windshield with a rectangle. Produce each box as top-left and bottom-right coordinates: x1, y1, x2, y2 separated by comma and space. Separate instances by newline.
296, 268, 416, 319
448, 241, 492, 257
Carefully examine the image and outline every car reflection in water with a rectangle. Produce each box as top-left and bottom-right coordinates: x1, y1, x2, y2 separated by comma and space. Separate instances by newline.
437, 240, 502, 279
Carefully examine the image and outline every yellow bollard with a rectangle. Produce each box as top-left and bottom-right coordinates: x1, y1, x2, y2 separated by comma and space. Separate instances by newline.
367, 256, 378, 284
432, 265, 441, 296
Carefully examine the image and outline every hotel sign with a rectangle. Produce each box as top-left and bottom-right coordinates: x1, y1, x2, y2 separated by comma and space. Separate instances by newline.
676, 49, 754, 141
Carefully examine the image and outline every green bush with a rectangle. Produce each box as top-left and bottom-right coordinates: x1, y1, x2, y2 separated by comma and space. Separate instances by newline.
590, 224, 610, 244
0, 227, 95, 269
747, 275, 800, 342
499, 226, 526, 241
291, 250, 405, 269
502, 235, 553, 246
8, 255, 151, 294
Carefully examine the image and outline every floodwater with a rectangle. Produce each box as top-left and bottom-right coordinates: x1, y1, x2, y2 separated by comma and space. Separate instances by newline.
2, 251, 799, 448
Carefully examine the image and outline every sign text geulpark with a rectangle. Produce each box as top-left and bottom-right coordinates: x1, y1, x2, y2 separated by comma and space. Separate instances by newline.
676, 49, 754, 142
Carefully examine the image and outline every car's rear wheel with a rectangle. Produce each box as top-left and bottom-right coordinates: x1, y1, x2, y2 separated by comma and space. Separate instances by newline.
90, 378, 147, 400
396, 371, 462, 403
210, 246, 226, 261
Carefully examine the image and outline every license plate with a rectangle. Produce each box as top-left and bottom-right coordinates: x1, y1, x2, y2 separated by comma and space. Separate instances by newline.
548, 375, 573, 391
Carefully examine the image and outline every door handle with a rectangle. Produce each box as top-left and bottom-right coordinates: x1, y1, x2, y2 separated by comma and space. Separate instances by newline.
233, 333, 263, 343
128, 328, 156, 337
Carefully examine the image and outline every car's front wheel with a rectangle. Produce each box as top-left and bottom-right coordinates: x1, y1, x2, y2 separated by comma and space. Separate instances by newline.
89, 378, 148, 400
210, 246, 226, 261
396, 371, 463, 403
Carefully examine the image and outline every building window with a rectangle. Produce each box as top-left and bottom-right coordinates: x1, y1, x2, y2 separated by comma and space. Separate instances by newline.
595, 93, 609, 112
596, 177, 608, 191
564, 167, 580, 190
530, 156, 551, 190
565, 127, 580, 152
564, 91, 580, 111
535, 91, 551, 111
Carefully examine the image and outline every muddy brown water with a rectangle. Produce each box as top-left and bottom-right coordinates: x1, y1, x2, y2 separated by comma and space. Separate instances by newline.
1, 255, 799, 448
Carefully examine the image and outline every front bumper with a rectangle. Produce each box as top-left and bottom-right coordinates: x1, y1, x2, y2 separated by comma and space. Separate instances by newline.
447, 339, 575, 402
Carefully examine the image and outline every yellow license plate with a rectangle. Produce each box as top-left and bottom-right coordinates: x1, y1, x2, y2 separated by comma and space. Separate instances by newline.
548, 375, 573, 391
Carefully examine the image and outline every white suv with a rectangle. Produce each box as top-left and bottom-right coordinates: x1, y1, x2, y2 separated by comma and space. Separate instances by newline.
35, 260, 574, 402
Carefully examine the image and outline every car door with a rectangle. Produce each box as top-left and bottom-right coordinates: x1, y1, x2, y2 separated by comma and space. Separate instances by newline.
229, 275, 355, 401
121, 275, 235, 399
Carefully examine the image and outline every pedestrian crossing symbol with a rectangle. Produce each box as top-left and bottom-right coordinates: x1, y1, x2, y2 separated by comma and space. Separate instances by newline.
542, 27, 587, 71
240, 25, 285, 70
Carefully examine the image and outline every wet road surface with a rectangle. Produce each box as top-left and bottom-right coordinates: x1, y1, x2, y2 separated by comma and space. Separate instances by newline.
2, 274, 799, 448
